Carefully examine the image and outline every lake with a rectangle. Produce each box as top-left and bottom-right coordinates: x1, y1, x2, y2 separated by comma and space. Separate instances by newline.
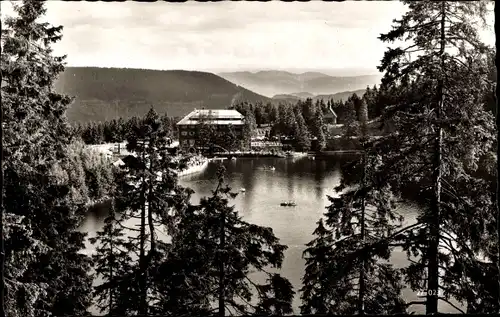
80, 155, 463, 315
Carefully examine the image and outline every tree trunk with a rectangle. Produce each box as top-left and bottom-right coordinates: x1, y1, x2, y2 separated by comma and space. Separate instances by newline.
147, 147, 156, 269
497, 64, 500, 314
218, 209, 226, 317
109, 201, 115, 316
427, 2, 446, 314
0, 134, 5, 317
139, 149, 148, 316
358, 153, 367, 315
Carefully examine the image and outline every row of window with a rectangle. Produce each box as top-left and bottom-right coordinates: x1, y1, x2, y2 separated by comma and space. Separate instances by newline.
181, 139, 196, 146
181, 139, 245, 147
180, 130, 243, 137
179, 120, 241, 130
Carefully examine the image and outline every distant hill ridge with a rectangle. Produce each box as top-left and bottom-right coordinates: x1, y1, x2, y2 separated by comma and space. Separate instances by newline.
272, 89, 368, 103
56, 67, 271, 123
218, 70, 381, 97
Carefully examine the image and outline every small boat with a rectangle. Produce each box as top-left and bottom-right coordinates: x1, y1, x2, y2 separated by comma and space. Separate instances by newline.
231, 156, 237, 161
240, 188, 246, 192
280, 201, 296, 207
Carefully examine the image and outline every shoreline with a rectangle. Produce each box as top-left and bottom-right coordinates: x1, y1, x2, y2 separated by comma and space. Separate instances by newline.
175, 156, 209, 177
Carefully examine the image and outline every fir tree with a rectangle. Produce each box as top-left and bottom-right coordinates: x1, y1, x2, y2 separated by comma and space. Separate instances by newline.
197, 112, 218, 153
312, 107, 327, 151
301, 114, 407, 314
375, 1, 496, 313
219, 125, 239, 152
363, 85, 379, 120
266, 102, 279, 124
276, 104, 295, 139
292, 109, 311, 152
340, 99, 361, 150
91, 108, 191, 315
358, 99, 369, 137
242, 109, 257, 150
89, 198, 137, 316
1, 1, 93, 315
170, 164, 295, 316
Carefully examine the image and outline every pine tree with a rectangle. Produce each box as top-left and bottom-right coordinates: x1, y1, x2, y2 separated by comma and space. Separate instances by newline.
92, 108, 191, 315
1, 1, 93, 315
254, 102, 264, 127
340, 99, 361, 150
300, 98, 316, 129
243, 109, 257, 149
312, 107, 326, 151
375, 1, 496, 313
275, 104, 295, 138
116, 117, 126, 142
363, 85, 379, 120
219, 125, 238, 152
358, 99, 369, 137
292, 108, 311, 152
81, 123, 94, 144
89, 198, 137, 316
349, 93, 363, 122
198, 112, 218, 153
266, 103, 279, 125
169, 164, 295, 316
301, 113, 407, 314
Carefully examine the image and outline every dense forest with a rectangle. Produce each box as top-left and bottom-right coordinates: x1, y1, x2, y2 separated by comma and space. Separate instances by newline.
1, 1, 498, 317
73, 115, 180, 146
56, 67, 272, 123
74, 89, 385, 152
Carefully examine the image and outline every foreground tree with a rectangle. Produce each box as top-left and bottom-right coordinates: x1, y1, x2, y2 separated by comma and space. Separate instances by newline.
2, 1, 93, 315
91, 108, 191, 315
89, 198, 137, 316
301, 113, 407, 314
375, 0, 496, 313
169, 165, 295, 316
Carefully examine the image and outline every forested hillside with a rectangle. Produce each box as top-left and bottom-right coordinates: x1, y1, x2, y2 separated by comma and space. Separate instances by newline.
55, 67, 271, 123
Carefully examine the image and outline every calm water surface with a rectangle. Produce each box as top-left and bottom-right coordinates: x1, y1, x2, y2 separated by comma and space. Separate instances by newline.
80, 156, 461, 314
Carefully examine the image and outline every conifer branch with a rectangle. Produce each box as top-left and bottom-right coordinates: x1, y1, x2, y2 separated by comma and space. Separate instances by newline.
438, 296, 466, 313
404, 300, 426, 308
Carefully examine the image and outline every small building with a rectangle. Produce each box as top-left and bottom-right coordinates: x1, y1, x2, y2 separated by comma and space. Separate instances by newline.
176, 109, 246, 153
324, 105, 338, 125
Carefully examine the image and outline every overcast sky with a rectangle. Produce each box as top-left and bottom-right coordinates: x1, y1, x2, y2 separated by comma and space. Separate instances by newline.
1, 1, 495, 75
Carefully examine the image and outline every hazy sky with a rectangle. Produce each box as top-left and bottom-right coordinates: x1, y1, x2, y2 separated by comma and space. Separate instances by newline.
1, 1, 495, 75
